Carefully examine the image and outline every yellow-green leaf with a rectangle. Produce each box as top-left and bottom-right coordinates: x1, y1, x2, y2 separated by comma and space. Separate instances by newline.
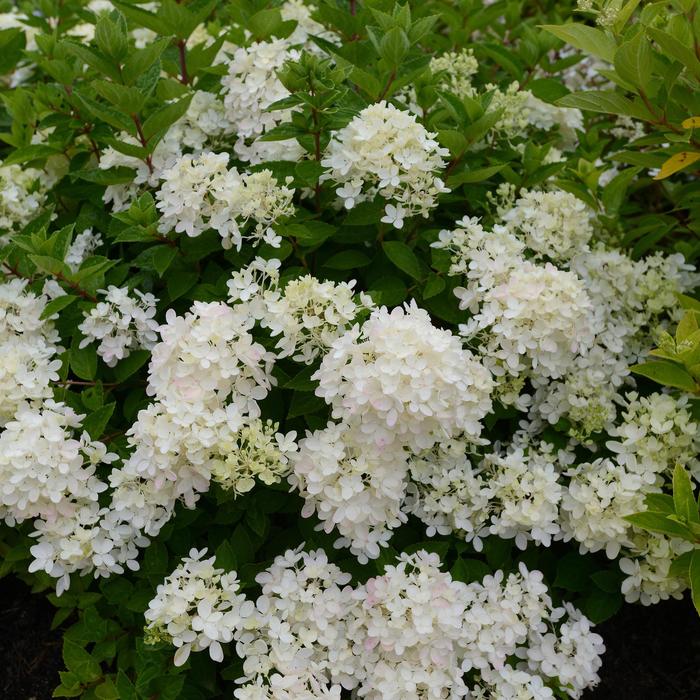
682, 116, 700, 129
653, 151, 700, 180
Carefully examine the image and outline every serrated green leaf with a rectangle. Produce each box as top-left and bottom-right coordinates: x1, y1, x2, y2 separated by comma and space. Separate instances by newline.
323, 250, 372, 270
63, 639, 102, 684
40, 295, 78, 320
82, 403, 115, 440
624, 511, 694, 540
382, 240, 422, 280
631, 360, 698, 392
673, 464, 699, 524
541, 23, 617, 63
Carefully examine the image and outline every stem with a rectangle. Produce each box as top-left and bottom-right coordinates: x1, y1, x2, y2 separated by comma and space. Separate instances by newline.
177, 39, 189, 85
349, 0, 356, 15
377, 70, 396, 102
311, 105, 322, 211
131, 114, 154, 174
53, 271, 99, 302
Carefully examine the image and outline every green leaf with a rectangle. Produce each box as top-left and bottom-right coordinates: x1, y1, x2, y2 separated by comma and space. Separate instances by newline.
382, 241, 422, 280
74, 167, 137, 185
581, 587, 622, 623
450, 557, 490, 583
379, 26, 410, 66
422, 274, 445, 299
447, 164, 506, 187
554, 552, 598, 592
614, 33, 653, 93
116, 670, 137, 700
540, 23, 617, 63
631, 360, 697, 392
64, 42, 121, 82
644, 493, 675, 514
557, 91, 648, 120
647, 27, 700, 82
167, 268, 198, 301
669, 549, 693, 579
2, 144, 63, 166
624, 511, 694, 540
691, 550, 700, 616
141, 96, 193, 143
94, 678, 120, 700
93, 80, 147, 115
215, 539, 237, 570
40, 295, 78, 320
673, 464, 699, 524
94, 11, 129, 62
153, 246, 178, 276
29, 254, 72, 279
288, 391, 326, 418
73, 91, 135, 134
113, 350, 151, 383
82, 403, 115, 440
63, 639, 102, 684
123, 38, 172, 83
284, 366, 319, 392
70, 338, 98, 381
323, 250, 372, 270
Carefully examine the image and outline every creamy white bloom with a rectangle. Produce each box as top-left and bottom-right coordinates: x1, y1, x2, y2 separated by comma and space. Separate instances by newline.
313, 302, 493, 451
235, 547, 355, 692
156, 152, 294, 249
0, 400, 113, 524
79, 285, 159, 367
321, 102, 449, 227
500, 189, 595, 262
148, 301, 275, 418
221, 39, 304, 164
290, 421, 409, 561
0, 279, 62, 425
145, 548, 247, 666
65, 228, 103, 271
0, 161, 47, 230
228, 261, 374, 364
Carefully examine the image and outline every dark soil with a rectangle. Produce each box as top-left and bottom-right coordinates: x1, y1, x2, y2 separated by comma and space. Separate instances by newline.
0, 576, 63, 700
590, 595, 700, 699
0, 575, 698, 699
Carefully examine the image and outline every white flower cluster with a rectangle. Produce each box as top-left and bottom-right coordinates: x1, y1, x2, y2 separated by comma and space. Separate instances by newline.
523, 91, 584, 148
289, 302, 493, 561
156, 152, 295, 249
221, 39, 304, 164
104, 300, 292, 558
530, 246, 699, 436
99, 90, 235, 211
78, 285, 159, 367
501, 188, 595, 262
290, 422, 410, 561
150, 548, 604, 700
0, 400, 126, 596
430, 49, 479, 99
0, 279, 62, 425
0, 400, 112, 525
313, 302, 493, 450
235, 547, 354, 697
321, 101, 450, 228
64, 228, 103, 271
558, 392, 699, 603
228, 257, 375, 364
436, 216, 594, 387
145, 548, 247, 666
0, 161, 47, 233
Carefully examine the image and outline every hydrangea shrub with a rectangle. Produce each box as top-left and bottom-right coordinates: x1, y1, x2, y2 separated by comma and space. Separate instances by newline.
0, 0, 699, 698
